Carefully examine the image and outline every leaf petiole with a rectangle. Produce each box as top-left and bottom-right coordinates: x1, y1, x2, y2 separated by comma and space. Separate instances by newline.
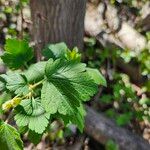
29, 79, 45, 90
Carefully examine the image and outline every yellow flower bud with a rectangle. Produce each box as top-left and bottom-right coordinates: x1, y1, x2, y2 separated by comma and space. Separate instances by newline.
2, 100, 12, 111
11, 97, 22, 107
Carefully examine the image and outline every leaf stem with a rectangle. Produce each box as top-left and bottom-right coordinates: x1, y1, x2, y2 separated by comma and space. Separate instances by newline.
3, 79, 45, 112
29, 79, 45, 90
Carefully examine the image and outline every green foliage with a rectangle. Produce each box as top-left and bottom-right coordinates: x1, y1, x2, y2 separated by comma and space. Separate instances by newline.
86, 68, 106, 86
57, 103, 86, 132
1, 39, 33, 69
84, 35, 150, 129
69, 104, 86, 132
5, 72, 29, 96
116, 113, 132, 126
138, 49, 150, 76
0, 40, 105, 147
100, 95, 113, 104
28, 130, 42, 145
1, 0, 149, 148
0, 121, 23, 150
139, 96, 150, 105
24, 61, 47, 83
41, 58, 98, 130
15, 98, 50, 134
4, 7, 13, 14
65, 47, 81, 62
106, 140, 119, 150
43, 43, 81, 62
42, 43, 67, 59
21, 0, 29, 3
98, 72, 150, 125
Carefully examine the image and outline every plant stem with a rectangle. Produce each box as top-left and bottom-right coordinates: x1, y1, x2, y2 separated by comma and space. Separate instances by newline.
30, 79, 45, 89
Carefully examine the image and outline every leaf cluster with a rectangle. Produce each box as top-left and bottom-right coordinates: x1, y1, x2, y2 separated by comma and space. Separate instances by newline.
0, 39, 106, 149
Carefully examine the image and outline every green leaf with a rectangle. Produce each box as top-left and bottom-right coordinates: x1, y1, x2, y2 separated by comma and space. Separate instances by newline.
1, 39, 33, 69
15, 98, 50, 134
45, 59, 86, 78
41, 80, 77, 115
86, 68, 107, 86
116, 113, 132, 126
24, 61, 46, 83
68, 104, 86, 132
106, 140, 119, 150
105, 109, 116, 118
139, 97, 150, 105
42, 43, 67, 59
4, 7, 13, 14
28, 130, 42, 145
0, 121, 23, 150
18, 126, 28, 135
65, 47, 81, 62
56, 104, 86, 132
84, 37, 96, 47
21, 0, 29, 3
41, 59, 98, 116
5, 72, 29, 96
100, 94, 113, 104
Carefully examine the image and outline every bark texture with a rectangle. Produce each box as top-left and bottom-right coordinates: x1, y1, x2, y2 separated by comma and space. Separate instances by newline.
85, 106, 150, 150
30, 0, 86, 60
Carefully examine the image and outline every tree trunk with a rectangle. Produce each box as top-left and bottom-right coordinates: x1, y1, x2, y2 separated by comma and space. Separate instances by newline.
30, 0, 86, 60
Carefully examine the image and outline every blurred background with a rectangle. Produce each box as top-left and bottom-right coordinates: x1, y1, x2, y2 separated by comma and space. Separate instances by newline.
0, 0, 150, 149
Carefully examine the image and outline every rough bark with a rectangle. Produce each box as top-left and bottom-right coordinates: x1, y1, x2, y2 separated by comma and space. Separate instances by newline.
85, 106, 150, 150
30, 0, 86, 60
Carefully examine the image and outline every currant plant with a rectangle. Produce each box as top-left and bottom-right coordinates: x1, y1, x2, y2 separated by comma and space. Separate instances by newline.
0, 39, 106, 149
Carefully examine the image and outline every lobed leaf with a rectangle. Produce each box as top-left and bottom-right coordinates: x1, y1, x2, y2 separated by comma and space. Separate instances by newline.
42, 42, 67, 59
5, 72, 29, 96
24, 61, 47, 83
61, 104, 86, 132
41, 58, 98, 117
1, 39, 33, 69
15, 98, 50, 134
86, 68, 107, 86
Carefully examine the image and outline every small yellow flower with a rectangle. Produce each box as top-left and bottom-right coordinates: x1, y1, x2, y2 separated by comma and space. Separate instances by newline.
11, 97, 22, 107
2, 100, 12, 111
2, 97, 22, 111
